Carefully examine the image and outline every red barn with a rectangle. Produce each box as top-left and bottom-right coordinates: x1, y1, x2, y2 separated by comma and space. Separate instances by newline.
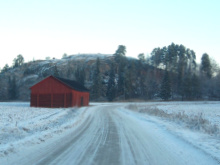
30, 75, 89, 108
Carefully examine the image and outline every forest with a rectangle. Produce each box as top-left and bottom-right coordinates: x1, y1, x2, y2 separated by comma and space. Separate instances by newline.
93, 43, 220, 101
0, 43, 220, 101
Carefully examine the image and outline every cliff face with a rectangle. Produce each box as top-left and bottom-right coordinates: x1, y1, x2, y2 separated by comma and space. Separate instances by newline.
0, 54, 114, 101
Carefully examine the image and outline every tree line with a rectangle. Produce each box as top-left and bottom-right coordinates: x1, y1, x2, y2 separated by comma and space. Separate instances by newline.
91, 43, 220, 101
1, 43, 220, 101
0, 54, 24, 73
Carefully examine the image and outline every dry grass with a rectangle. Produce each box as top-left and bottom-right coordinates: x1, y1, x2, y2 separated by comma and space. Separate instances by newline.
127, 104, 220, 136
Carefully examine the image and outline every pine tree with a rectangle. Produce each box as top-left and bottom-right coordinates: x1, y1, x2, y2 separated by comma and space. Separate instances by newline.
191, 74, 201, 99
137, 56, 146, 98
13, 54, 24, 68
75, 67, 85, 85
114, 45, 126, 95
124, 65, 132, 99
138, 53, 145, 63
1, 64, 9, 73
124, 61, 137, 99
114, 45, 126, 61
106, 63, 116, 101
182, 74, 192, 100
92, 58, 102, 100
201, 53, 212, 79
160, 71, 171, 100
8, 76, 17, 100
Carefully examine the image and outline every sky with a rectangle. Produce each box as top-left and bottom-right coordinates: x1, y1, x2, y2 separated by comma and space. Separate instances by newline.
0, 0, 219, 68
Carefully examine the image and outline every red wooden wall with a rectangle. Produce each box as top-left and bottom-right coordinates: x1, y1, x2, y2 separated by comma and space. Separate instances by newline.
30, 76, 89, 108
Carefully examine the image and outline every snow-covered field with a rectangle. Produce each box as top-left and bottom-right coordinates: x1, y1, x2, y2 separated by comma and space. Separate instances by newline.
127, 101, 220, 135
0, 101, 220, 165
127, 101, 220, 163
0, 102, 90, 157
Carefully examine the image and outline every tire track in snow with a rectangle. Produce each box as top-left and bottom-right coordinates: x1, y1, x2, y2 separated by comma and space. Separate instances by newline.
35, 114, 93, 165
91, 108, 120, 165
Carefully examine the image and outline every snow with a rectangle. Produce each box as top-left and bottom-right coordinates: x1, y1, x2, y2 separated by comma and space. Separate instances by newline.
21, 75, 39, 82
0, 102, 89, 158
126, 101, 220, 162
115, 107, 218, 165
68, 54, 113, 61
128, 101, 220, 134
0, 102, 220, 164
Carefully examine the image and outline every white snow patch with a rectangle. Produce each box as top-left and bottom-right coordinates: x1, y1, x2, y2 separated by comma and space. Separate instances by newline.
0, 102, 88, 157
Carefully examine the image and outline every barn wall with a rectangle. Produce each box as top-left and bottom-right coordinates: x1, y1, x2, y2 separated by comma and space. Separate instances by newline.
31, 93, 72, 108
72, 90, 89, 107
31, 76, 89, 108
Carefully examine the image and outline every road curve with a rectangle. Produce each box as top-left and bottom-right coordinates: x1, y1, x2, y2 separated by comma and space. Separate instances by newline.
6, 104, 220, 165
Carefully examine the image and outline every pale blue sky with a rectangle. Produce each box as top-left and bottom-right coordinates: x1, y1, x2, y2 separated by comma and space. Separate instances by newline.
0, 0, 219, 68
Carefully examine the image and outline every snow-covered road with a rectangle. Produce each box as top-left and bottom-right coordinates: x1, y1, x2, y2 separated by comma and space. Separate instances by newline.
1, 104, 219, 165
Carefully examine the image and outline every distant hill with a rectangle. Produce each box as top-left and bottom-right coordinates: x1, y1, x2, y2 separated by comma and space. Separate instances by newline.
4, 52, 217, 102
0, 54, 119, 101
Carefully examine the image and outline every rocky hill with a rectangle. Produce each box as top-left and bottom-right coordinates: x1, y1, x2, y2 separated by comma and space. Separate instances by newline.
0, 53, 162, 101
0, 54, 118, 101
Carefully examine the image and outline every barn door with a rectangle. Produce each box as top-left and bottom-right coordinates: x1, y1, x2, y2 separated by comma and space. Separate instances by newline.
66, 93, 72, 107
39, 94, 51, 107
53, 94, 64, 108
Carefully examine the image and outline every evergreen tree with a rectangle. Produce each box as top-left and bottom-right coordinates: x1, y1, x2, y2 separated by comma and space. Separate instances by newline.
145, 80, 158, 99
137, 55, 146, 98
201, 53, 212, 79
8, 76, 17, 100
1, 64, 9, 73
92, 58, 102, 99
114, 45, 126, 95
124, 61, 137, 99
191, 74, 201, 99
182, 74, 192, 100
149, 43, 199, 99
13, 54, 24, 68
106, 63, 116, 101
150, 48, 163, 67
200, 53, 212, 98
75, 67, 85, 85
215, 72, 220, 99
124, 65, 133, 99
117, 62, 126, 95
138, 53, 145, 63
160, 71, 171, 100
114, 45, 126, 60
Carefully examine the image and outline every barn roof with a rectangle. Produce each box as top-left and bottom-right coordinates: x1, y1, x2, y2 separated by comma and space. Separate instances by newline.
53, 76, 89, 92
